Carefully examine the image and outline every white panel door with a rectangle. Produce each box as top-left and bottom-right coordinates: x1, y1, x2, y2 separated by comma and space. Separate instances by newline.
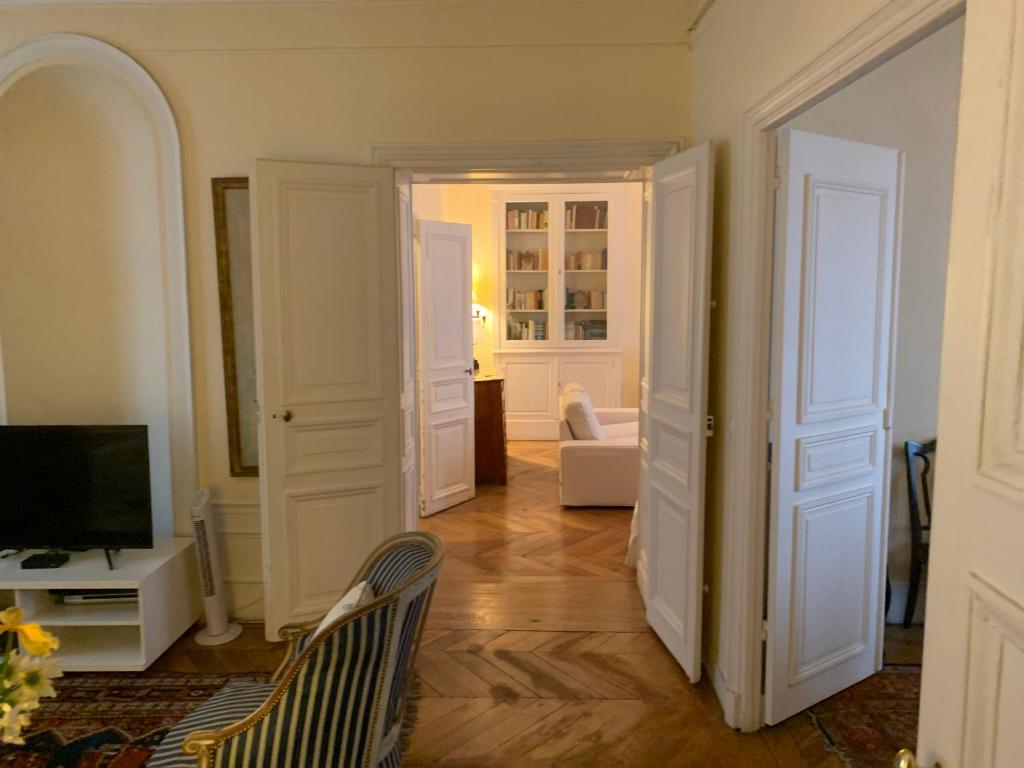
765, 130, 900, 724
916, 2, 1024, 764
251, 160, 401, 640
397, 178, 419, 531
417, 220, 475, 516
640, 142, 713, 683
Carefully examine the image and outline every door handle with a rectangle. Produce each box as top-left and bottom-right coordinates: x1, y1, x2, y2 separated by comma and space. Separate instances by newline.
277, 410, 293, 423
893, 749, 941, 768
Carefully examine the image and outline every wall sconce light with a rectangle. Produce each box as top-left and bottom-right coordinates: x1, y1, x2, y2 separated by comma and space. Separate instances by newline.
471, 304, 488, 373
471, 303, 487, 327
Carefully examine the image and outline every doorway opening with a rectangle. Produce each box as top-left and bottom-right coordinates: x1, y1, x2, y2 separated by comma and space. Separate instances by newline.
760, 15, 962, 741
394, 151, 723, 761
409, 179, 645, 522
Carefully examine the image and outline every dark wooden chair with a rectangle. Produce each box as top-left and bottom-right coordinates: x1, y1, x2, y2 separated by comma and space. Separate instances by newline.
904, 439, 936, 627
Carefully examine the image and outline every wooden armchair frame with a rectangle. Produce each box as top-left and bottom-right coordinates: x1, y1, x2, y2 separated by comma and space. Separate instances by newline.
178, 532, 443, 768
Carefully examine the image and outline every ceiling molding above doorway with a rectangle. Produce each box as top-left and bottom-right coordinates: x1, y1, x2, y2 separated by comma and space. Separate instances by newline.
369, 138, 683, 179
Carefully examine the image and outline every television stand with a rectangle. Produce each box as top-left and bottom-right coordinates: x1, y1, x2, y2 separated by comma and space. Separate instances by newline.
0, 539, 201, 671
103, 549, 120, 571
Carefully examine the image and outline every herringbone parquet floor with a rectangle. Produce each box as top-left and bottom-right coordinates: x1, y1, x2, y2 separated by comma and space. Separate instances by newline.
154, 441, 861, 765
406, 441, 843, 768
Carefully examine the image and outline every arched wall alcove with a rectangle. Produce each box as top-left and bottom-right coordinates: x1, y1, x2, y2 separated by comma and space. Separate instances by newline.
0, 35, 195, 538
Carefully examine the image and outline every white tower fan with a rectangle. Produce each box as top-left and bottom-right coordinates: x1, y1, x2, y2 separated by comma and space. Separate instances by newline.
191, 488, 242, 645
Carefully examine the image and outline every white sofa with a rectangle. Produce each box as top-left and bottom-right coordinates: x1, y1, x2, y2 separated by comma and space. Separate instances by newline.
558, 383, 640, 507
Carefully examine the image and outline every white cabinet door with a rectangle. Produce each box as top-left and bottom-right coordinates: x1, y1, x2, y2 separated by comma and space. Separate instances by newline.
498, 354, 559, 440
251, 160, 402, 640
640, 143, 714, 683
916, 2, 1024, 764
417, 220, 475, 516
765, 130, 900, 724
558, 356, 621, 408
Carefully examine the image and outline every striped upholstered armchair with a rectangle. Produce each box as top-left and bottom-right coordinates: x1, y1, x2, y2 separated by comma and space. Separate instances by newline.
148, 531, 444, 768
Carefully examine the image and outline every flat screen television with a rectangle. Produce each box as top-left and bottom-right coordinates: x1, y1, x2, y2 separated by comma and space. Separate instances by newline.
0, 425, 153, 551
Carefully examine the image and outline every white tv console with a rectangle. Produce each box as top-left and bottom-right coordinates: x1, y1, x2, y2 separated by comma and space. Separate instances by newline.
0, 538, 202, 671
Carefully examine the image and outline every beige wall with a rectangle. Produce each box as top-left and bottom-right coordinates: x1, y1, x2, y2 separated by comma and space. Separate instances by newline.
0, 0, 691, 617
785, 19, 963, 622
0, 65, 174, 537
691, 0, 959, 704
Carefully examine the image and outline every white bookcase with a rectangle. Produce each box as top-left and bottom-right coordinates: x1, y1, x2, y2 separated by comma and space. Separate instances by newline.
0, 538, 201, 671
492, 184, 635, 439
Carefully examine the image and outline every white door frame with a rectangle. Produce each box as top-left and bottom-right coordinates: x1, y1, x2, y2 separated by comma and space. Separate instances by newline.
375, 139, 682, 519
715, 0, 965, 731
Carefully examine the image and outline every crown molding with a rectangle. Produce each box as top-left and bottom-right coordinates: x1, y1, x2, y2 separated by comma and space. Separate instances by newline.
370, 138, 683, 175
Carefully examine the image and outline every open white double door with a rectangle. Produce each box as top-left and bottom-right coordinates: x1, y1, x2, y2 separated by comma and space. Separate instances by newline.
246, 133, 895, 724
639, 127, 902, 718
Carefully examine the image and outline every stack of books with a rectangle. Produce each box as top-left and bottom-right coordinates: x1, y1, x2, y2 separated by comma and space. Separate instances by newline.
506, 249, 548, 270
508, 319, 547, 341
565, 289, 606, 310
507, 209, 549, 230
507, 289, 545, 310
565, 320, 608, 341
565, 204, 607, 230
565, 249, 608, 270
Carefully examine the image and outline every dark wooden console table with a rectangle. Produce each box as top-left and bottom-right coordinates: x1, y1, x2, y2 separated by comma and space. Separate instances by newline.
474, 376, 507, 485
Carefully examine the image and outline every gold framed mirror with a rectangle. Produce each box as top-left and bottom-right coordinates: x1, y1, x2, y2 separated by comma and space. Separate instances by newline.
212, 177, 258, 477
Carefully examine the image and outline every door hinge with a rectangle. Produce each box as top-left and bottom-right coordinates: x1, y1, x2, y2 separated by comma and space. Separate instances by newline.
883, 407, 893, 430
761, 620, 769, 641
705, 414, 715, 437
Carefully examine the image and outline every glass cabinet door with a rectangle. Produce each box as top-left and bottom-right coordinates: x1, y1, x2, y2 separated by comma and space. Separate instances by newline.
562, 200, 608, 342
504, 201, 550, 342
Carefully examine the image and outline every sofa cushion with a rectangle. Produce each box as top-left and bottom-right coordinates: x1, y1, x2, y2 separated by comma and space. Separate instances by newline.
563, 385, 605, 440
603, 421, 639, 440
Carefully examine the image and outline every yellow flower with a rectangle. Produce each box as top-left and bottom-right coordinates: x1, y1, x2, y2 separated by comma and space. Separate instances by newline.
11, 652, 61, 701
0, 702, 34, 745
0, 608, 59, 657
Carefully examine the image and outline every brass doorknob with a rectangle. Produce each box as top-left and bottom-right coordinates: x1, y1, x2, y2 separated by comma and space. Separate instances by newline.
280, 410, 293, 423
893, 748, 940, 768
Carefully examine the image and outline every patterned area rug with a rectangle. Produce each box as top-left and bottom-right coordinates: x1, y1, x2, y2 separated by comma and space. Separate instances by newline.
809, 665, 921, 768
0, 672, 266, 768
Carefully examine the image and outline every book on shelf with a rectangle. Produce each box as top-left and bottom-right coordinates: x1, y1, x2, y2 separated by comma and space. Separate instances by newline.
506, 208, 548, 231
565, 204, 607, 230
565, 289, 607, 310
507, 288, 545, 310
508, 319, 547, 341
564, 319, 608, 341
564, 250, 607, 270
506, 248, 548, 270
